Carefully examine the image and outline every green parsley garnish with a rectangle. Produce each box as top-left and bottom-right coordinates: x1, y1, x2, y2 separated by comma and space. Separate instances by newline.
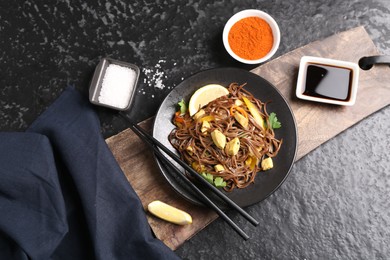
201, 172, 227, 188
201, 172, 214, 184
214, 177, 227, 188
178, 99, 187, 115
268, 112, 281, 129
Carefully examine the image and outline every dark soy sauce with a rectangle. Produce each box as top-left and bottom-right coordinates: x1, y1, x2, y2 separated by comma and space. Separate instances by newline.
303, 63, 353, 101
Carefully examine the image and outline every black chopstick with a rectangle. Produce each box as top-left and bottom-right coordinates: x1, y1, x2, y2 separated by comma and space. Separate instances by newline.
151, 137, 249, 240
120, 113, 259, 227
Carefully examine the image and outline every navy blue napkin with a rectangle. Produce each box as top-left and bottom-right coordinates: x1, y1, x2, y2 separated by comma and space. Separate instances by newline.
0, 87, 180, 260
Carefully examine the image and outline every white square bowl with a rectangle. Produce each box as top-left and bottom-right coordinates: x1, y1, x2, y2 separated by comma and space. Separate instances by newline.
296, 56, 359, 106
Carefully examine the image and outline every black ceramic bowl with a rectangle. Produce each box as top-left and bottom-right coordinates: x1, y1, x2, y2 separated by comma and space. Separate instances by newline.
153, 67, 297, 209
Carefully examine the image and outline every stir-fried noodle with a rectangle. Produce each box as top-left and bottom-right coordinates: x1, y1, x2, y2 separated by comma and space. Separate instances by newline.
168, 83, 282, 192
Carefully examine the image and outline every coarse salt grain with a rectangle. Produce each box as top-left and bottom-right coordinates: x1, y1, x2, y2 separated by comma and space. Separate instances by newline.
142, 60, 167, 90
98, 64, 136, 109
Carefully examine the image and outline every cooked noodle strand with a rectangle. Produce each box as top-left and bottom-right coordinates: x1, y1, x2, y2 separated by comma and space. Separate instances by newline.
169, 83, 283, 192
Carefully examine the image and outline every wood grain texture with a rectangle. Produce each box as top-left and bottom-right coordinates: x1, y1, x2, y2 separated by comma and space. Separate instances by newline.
105, 119, 217, 250
105, 26, 390, 250
251, 26, 390, 160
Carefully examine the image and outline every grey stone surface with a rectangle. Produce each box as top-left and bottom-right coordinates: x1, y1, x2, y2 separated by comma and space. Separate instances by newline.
0, 0, 389, 259
177, 107, 390, 260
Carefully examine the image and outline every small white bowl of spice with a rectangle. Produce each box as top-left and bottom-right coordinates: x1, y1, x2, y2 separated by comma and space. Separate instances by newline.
223, 9, 280, 64
89, 58, 140, 111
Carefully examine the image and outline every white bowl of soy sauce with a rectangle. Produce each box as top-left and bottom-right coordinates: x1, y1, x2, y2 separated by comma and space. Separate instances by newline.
296, 56, 359, 106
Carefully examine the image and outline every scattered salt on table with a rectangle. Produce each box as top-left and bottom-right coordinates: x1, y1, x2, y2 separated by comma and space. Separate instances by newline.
98, 64, 136, 109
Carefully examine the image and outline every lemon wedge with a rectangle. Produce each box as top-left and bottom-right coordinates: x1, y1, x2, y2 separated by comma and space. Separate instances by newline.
147, 200, 192, 225
188, 84, 229, 116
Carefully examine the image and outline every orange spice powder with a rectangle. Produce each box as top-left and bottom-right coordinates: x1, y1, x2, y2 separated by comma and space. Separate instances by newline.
228, 17, 274, 60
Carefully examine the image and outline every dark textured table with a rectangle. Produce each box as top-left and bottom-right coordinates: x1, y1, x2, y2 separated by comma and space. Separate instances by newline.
1, 1, 389, 259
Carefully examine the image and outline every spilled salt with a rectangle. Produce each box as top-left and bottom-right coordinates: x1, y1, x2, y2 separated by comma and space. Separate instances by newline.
142, 60, 167, 90
98, 64, 136, 109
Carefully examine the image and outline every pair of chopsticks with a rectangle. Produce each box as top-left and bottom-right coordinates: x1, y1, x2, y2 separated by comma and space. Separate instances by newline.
120, 113, 259, 240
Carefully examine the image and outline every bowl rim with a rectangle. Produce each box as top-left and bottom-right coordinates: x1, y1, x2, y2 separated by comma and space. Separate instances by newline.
295, 56, 360, 106
222, 9, 281, 64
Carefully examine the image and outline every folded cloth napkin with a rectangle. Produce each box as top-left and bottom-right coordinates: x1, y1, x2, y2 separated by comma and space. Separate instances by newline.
0, 86, 180, 260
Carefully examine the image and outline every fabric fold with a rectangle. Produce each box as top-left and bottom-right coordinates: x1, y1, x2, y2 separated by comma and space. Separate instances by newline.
0, 86, 180, 259
0, 132, 68, 259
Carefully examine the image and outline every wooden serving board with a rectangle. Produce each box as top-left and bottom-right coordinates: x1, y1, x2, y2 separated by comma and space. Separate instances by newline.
105, 26, 390, 250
